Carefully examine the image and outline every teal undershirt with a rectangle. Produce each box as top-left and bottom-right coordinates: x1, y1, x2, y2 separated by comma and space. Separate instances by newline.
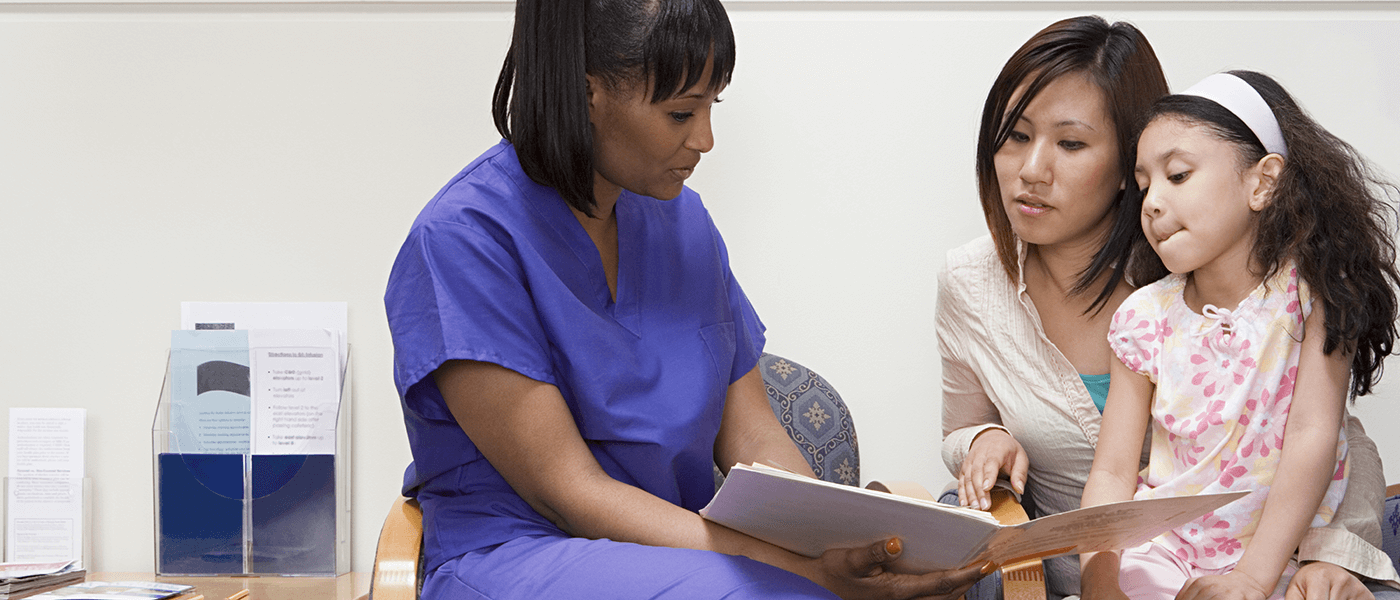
1080, 372, 1111, 414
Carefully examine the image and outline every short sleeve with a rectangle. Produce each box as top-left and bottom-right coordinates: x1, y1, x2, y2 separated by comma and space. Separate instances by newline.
1107, 288, 1164, 381
711, 215, 766, 384
384, 219, 557, 411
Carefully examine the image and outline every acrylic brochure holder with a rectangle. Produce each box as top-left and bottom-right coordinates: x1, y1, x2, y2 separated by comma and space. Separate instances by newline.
151, 342, 351, 577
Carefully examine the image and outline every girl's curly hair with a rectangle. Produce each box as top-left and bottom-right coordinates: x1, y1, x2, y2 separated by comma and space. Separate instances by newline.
1124, 70, 1400, 399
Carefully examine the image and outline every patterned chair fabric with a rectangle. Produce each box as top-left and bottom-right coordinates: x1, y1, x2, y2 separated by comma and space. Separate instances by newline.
714, 353, 861, 490
757, 353, 861, 486
1385, 489, 1400, 575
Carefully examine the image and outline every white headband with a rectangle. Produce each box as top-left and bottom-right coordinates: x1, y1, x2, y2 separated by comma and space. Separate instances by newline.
1179, 73, 1288, 158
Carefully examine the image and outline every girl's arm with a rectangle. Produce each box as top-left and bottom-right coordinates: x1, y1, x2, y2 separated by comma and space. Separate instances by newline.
1291, 415, 1397, 594
434, 359, 987, 600
1177, 306, 1351, 600
1079, 356, 1155, 600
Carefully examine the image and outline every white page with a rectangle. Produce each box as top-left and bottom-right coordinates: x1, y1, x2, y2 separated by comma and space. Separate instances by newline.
8, 409, 84, 480
701, 463, 1247, 572
248, 330, 340, 455
180, 302, 348, 375
7, 409, 85, 564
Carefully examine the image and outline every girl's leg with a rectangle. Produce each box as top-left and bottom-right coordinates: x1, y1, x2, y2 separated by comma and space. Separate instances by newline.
1118, 543, 1194, 600
421, 534, 839, 600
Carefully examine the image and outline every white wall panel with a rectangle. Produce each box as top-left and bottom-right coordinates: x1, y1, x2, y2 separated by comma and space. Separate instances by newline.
1, 1, 1395, 573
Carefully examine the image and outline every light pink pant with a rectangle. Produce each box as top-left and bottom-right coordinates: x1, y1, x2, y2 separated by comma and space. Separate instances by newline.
1118, 542, 1295, 600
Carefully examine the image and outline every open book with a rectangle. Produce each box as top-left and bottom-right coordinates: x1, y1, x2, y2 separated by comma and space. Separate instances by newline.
700, 463, 1247, 572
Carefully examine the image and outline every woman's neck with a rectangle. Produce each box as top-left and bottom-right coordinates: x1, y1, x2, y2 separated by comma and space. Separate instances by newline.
1025, 238, 1100, 297
570, 186, 620, 300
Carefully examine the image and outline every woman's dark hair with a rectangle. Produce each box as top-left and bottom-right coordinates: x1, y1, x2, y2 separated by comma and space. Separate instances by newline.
492, 0, 735, 216
976, 15, 1168, 313
1127, 70, 1400, 398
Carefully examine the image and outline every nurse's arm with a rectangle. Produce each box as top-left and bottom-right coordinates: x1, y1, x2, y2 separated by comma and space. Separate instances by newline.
714, 365, 816, 478
433, 359, 986, 600
433, 358, 811, 559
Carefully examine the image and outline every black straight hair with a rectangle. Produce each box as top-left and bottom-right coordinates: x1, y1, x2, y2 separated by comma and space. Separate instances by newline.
492, 0, 735, 216
976, 15, 1168, 314
1127, 70, 1400, 398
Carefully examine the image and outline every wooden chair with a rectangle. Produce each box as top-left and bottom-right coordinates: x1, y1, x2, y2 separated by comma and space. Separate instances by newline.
367, 353, 859, 599
368, 496, 422, 600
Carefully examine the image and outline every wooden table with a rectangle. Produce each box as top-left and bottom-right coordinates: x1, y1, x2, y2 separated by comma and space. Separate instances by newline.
86, 572, 370, 600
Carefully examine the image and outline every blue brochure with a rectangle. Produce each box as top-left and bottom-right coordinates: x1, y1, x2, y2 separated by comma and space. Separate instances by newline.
169, 330, 251, 454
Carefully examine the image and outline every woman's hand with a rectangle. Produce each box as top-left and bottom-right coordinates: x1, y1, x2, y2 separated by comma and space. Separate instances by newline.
1284, 562, 1374, 600
959, 428, 1028, 510
804, 538, 989, 600
1176, 571, 1272, 600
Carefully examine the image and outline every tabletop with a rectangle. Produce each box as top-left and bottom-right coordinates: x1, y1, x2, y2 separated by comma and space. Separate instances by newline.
85, 572, 370, 600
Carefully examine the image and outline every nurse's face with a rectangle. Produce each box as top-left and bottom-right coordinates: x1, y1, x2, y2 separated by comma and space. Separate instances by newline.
588, 58, 722, 203
994, 71, 1123, 250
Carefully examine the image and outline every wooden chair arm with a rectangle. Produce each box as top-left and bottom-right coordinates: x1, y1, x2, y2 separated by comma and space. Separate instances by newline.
370, 497, 423, 600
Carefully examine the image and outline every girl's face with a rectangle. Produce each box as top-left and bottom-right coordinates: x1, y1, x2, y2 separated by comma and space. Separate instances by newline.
1134, 117, 1265, 277
588, 58, 722, 203
994, 71, 1124, 251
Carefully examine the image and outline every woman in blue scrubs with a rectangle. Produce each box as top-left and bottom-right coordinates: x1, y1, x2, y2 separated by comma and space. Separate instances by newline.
384, 0, 989, 598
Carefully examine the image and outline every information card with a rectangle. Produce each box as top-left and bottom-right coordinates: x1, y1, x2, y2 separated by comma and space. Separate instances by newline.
6, 408, 86, 564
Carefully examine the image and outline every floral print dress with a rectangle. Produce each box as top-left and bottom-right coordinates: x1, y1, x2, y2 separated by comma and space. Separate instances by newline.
1108, 265, 1348, 569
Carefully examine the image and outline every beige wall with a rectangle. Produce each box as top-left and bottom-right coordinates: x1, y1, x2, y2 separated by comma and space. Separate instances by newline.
2, 0, 1397, 573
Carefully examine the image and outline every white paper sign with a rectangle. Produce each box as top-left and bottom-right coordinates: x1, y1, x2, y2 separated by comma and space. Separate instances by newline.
7, 408, 85, 564
180, 302, 348, 375
249, 330, 341, 455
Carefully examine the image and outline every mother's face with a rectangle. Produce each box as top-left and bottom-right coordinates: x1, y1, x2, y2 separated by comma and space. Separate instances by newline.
994, 71, 1123, 250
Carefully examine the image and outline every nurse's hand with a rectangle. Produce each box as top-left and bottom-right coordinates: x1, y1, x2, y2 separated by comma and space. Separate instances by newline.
807, 538, 990, 600
960, 428, 1028, 510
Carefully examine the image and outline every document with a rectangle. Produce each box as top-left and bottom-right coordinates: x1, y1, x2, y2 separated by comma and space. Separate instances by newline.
7, 409, 83, 480
169, 330, 251, 454
24, 579, 190, 600
180, 302, 348, 375
700, 463, 1247, 573
6, 409, 86, 564
249, 329, 340, 455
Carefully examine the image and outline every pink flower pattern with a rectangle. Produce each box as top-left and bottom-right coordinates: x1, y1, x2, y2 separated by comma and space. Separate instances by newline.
1107, 266, 1349, 570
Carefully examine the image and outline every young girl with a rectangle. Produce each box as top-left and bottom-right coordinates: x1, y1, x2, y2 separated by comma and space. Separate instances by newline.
1080, 70, 1400, 600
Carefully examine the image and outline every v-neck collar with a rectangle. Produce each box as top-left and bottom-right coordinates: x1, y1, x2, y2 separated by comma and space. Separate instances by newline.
611, 194, 642, 336
529, 189, 642, 337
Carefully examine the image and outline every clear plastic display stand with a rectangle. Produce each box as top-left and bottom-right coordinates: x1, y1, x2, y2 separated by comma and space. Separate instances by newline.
151, 349, 351, 576
2, 477, 91, 567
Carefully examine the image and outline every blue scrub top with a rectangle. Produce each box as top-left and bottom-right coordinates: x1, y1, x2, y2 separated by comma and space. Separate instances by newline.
384, 141, 766, 572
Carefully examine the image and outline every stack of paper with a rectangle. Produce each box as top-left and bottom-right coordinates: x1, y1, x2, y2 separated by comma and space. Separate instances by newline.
0, 561, 86, 600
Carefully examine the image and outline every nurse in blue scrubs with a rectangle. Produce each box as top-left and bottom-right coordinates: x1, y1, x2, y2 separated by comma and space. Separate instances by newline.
383, 0, 988, 598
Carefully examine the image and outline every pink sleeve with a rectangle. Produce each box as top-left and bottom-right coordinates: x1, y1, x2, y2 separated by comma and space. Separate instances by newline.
1107, 289, 1165, 382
